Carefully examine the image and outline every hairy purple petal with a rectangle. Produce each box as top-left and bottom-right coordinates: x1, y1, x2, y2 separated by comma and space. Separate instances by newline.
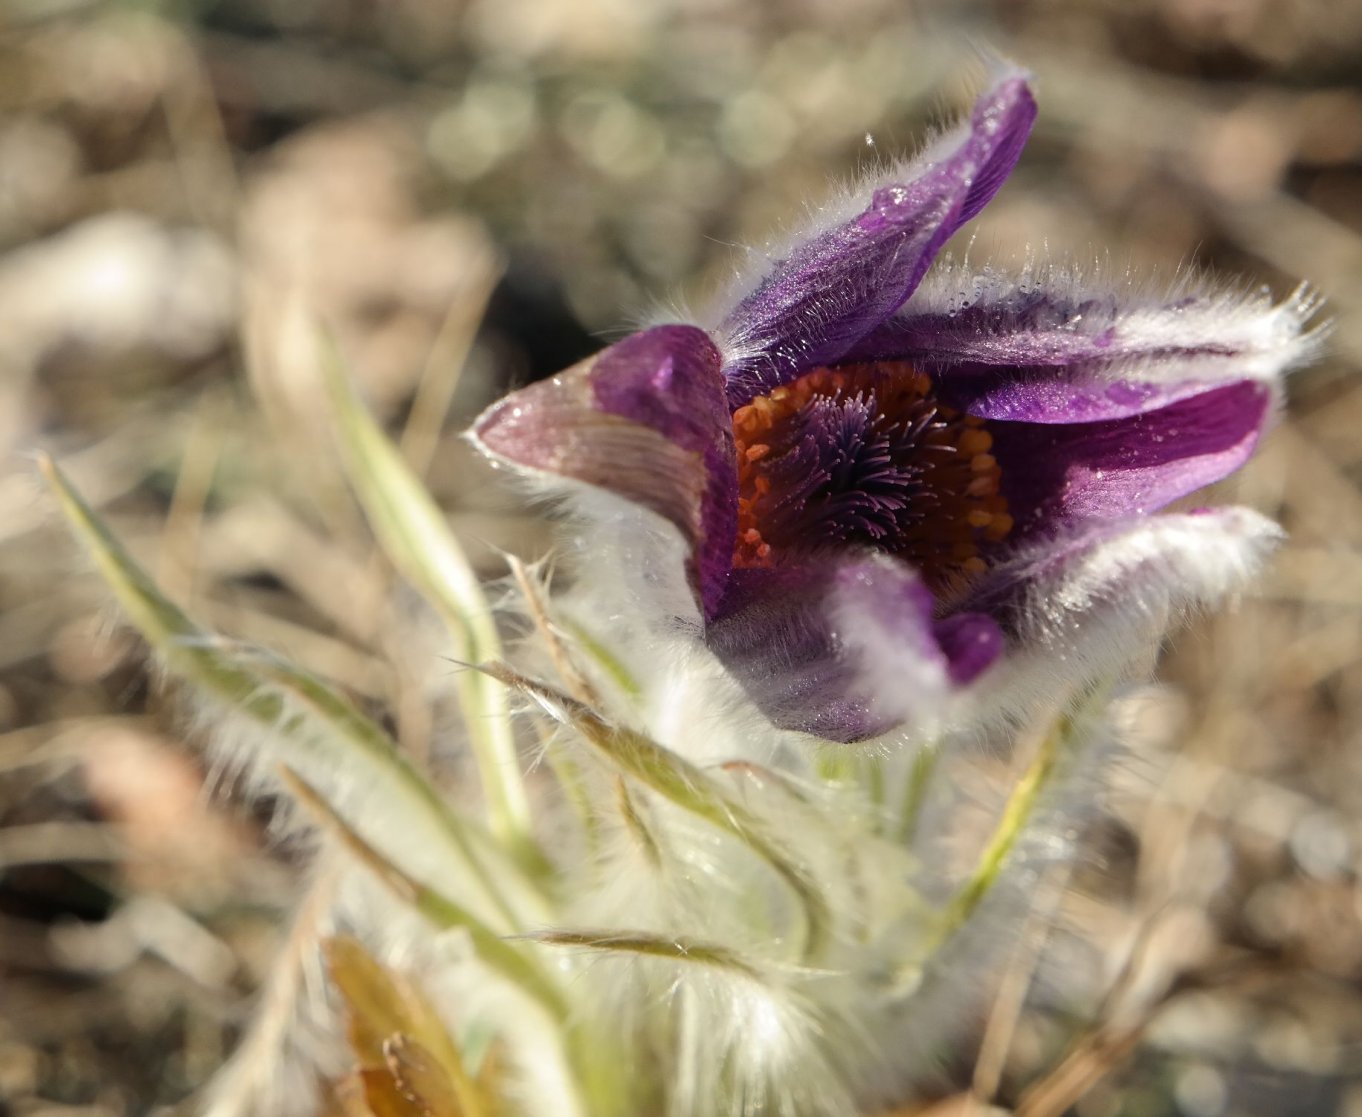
845, 267, 1319, 422
707, 557, 1001, 742
991, 380, 1272, 536
471, 326, 737, 615
953, 508, 1282, 716
718, 72, 1037, 408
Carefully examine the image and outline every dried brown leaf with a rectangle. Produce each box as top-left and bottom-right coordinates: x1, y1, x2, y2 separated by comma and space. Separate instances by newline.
324, 936, 493, 1117
384, 1035, 465, 1117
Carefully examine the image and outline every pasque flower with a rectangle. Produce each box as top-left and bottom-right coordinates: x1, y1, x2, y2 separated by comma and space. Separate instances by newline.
472, 66, 1317, 742
43, 61, 1326, 1117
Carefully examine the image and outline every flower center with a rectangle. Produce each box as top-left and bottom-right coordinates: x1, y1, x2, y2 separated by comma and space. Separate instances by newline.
731, 362, 1013, 591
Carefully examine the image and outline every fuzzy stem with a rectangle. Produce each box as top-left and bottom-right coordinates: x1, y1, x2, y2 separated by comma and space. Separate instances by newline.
937, 722, 1061, 942
815, 750, 857, 784
930, 692, 1103, 952
862, 754, 887, 829
898, 745, 938, 846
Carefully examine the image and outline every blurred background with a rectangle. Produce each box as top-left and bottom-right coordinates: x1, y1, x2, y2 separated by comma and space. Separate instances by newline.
1, 0, 1360, 1113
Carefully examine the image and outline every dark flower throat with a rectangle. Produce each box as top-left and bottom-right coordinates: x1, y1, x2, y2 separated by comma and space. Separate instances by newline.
731, 362, 1013, 592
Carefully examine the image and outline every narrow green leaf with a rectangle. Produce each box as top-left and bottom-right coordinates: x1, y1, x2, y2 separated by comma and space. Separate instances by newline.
41, 453, 267, 714
613, 777, 662, 870
527, 929, 767, 981
245, 651, 541, 929
40, 453, 526, 931
918, 690, 1108, 967
533, 719, 602, 860
318, 336, 538, 871
935, 724, 1059, 941
561, 618, 643, 703
898, 745, 939, 846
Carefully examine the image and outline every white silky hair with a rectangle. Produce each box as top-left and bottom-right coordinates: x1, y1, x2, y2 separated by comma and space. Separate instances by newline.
555, 799, 858, 1115
199, 862, 344, 1117
968, 507, 1283, 733
60, 60, 1315, 1117
197, 771, 584, 1117
443, 69, 1314, 1114
542, 745, 993, 1116
645, 77, 1319, 414
468, 441, 820, 773
184, 674, 548, 933
825, 556, 954, 739
904, 252, 1326, 385
498, 497, 978, 1111
653, 252, 1320, 418
148, 599, 569, 1114
409, 946, 586, 1117
548, 483, 811, 769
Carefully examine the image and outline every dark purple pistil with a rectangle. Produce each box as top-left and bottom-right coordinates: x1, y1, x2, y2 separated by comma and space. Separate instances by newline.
732, 363, 1013, 591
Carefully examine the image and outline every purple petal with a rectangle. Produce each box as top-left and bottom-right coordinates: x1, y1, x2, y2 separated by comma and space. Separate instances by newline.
471, 325, 738, 616
991, 380, 1272, 536
717, 72, 1037, 409
952, 508, 1282, 716
706, 557, 1001, 742
932, 612, 1004, 685
844, 267, 1318, 423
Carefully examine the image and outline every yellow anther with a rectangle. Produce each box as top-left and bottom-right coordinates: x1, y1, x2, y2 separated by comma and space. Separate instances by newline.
959, 429, 993, 455
984, 513, 1014, 541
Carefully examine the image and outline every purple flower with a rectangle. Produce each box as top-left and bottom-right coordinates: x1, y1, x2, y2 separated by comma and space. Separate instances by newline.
472, 68, 1316, 742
